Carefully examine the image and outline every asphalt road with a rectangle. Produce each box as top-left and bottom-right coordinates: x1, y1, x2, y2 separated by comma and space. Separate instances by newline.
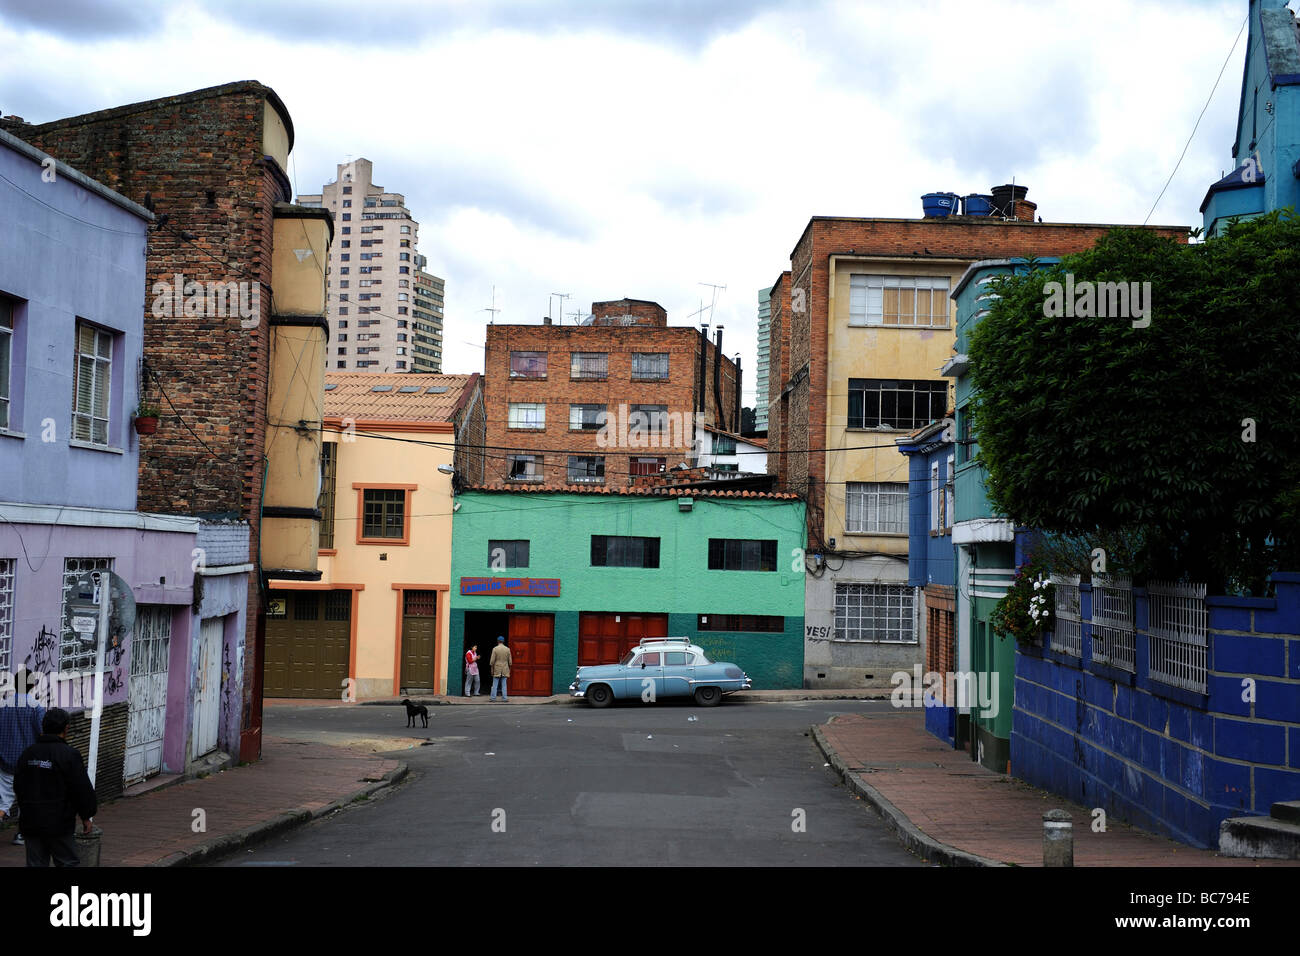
219, 698, 924, 867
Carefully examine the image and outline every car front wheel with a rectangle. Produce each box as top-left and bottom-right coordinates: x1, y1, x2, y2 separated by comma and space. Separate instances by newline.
587, 684, 613, 708
693, 686, 721, 707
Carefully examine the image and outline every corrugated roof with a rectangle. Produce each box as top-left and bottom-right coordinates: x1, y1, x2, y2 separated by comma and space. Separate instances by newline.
464, 483, 799, 500
324, 373, 473, 421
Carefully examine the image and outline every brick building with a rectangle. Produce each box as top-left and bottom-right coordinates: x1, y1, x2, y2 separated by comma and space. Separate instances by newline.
1, 82, 331, 762
482, 298, 740, 486
765, 198, 1187, 688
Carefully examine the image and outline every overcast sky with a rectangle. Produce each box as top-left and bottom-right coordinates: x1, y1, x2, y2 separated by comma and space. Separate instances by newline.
0, 0, 1273, 401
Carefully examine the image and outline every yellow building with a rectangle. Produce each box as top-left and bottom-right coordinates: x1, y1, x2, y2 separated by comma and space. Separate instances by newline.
265, 372, 485, 699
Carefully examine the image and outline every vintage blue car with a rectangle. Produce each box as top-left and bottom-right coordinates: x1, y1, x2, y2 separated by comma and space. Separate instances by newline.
569, 637, 752, 707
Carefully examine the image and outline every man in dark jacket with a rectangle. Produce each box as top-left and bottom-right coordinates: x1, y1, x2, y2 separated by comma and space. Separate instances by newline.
0, 669, 45, 845
13, 708, 97, 867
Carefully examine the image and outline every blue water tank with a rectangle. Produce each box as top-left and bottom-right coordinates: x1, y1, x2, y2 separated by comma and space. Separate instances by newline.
922, 192, 959, 217
963, 194, 994, 216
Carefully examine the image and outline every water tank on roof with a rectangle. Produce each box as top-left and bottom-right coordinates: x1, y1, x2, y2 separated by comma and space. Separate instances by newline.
922, 192, 960, 217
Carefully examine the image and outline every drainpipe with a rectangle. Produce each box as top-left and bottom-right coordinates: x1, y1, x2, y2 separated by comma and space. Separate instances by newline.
733, 354, 742, 437
697, 327, 708, 415
713, 328, 724, 431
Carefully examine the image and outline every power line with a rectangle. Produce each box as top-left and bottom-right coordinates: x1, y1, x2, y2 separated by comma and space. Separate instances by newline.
1143, 12, 1249, 226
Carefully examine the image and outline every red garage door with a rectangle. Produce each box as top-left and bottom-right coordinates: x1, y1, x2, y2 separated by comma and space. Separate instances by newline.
508, 613, 554, 696
578, 612, 669, 666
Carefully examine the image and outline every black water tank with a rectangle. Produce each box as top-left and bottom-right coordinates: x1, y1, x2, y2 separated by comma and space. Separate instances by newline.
991, 183, 1028, 218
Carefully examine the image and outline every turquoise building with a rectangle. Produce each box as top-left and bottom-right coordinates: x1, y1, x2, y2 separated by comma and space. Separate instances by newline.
448, 487, 807, 694
1201, 0, 1300, 235
944, 258, 1057, 770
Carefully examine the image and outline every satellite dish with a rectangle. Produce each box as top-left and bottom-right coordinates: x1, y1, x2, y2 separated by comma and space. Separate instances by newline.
107, 572, 136, 649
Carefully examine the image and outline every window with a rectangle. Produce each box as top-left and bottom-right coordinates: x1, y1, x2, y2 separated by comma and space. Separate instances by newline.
510, 351, 547, 378
0, 297, 12, 429
944, 456, 955, 532
956, 406, 975, 465
337, 347, 347, 355
395, 361, 406, 369
60, 558, 113, 669
341, 240, 350, 248
834, 584, 915, 643
591, 535, 659, 568
507, 455, 542, 481
569, 404, 607, 430
847, 379, 948, 431
930, 463, 941, 533
849, 275, 951, 327
570, 352, 607, 380
508, 403, 545, 429
337, 361, 346, 369
489, 540, 529, 568
846, 482, 907, 534
338, 320, 348, 329
318, 443, 336, 549
629, 404, 668, 433
567, 456, 605, 483
342, 213, 351, 221
361, 488, 407, 540
342, 186, 352, 195
712, 434, 736, 456
698, 614, 784, 632
338, 308, 348, 316
0, 558, 13, 672
630, 456, 665, 476
341, 226, 351, 235
401, 226, 411, 234
72, 322, 113, 445
632, 352, 669, 380
342, 200, 352, 208
707, 539, 777, 571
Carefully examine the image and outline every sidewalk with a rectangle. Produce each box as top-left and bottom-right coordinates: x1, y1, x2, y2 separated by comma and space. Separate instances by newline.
359, 688, 895, 706
0, 737, 405, 867
815, 711, 1299, 867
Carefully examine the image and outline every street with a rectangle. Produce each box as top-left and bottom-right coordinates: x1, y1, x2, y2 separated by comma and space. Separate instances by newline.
219, 698, 924, 866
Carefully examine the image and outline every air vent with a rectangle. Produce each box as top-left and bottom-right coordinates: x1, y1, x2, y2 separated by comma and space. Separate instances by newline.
398, 385, 421, 393
371, 385, 393, 392
426, 386, 449, 394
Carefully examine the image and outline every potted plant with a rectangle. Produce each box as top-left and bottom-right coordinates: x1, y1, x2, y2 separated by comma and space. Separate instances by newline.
133, 402, 161, 435
990, 559, 1054, 646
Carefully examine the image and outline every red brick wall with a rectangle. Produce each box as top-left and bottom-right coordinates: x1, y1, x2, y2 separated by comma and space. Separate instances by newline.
483, 321, 738, 485
925, 584, 956, 703
5, 82, 298, 760
591, 299, 667, 326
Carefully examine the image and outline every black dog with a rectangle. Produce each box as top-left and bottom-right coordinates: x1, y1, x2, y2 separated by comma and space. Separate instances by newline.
401, 698, 429, 728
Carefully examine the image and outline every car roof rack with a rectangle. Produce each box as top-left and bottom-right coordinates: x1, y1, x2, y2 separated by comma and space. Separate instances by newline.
638, 636, 692, 647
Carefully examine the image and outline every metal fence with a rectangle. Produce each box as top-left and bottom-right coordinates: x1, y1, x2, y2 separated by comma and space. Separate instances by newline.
1050, 573, 1083, 657
1091, 574, 1136, 672
1147, 580, 1208, 693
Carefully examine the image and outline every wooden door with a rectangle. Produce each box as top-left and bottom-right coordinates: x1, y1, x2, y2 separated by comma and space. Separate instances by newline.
125, 605, 170, 784
264, 590, 352, 698
400, 590, 438, 691
507, 613, 554, 696
192, 617, 222, 758
578, 612, 668, 666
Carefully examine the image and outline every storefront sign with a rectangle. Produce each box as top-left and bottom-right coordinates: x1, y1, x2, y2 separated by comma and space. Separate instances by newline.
460, 577, 561, 597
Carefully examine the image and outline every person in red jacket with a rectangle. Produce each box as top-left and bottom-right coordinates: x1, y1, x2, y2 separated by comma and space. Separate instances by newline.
464, 645, 481, 697
14, 708, 97, 867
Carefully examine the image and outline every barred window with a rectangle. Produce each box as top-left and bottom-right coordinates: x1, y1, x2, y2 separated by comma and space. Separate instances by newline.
629, 404, 668, 432
630, 456, 665, 476
489, 540, 530, 569
834, 584, 915, 643
845, 482, 907, 534
507, 454, 542, 481
713, 434, 737, 456
318, 442, 337, 549
631, 352, 669, 380
570, 352, 607, 380
567, 456, 605, 483
847, 379, 948, 431
60, 558, 114, 670
569, 404, 607, 430
0, 558, 13, 673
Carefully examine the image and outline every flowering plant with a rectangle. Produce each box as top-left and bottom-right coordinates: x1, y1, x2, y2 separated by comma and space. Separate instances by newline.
990, 560, 1054, 644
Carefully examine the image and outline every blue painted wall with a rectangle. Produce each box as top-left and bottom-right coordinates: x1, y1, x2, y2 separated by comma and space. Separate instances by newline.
1013, 573, 1300, 848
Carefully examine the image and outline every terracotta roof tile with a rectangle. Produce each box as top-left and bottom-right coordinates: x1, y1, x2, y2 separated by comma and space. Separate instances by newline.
463, 483, 799, 500
324, 373, 474, 422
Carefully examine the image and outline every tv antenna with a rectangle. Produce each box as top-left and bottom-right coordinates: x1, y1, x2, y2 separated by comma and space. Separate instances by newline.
480, 285, 501, 324
549, 292, 570, 325
699, 282, 726, 325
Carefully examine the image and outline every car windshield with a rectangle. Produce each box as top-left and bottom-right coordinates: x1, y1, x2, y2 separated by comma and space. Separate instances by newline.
619, 650, 637, 666
694, 652, 713, 665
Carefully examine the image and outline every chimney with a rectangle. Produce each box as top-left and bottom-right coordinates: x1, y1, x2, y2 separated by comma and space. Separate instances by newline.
542, 316, 552, 325
1015, 200, 1038, 222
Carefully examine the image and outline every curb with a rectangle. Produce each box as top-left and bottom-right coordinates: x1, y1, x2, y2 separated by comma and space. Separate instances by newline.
811, 722, 1005, 868
157, 762, 410, 867
356, 692, 893, 707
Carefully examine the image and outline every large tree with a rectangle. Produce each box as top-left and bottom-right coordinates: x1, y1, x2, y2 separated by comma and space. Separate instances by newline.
968, 211, 1300, 593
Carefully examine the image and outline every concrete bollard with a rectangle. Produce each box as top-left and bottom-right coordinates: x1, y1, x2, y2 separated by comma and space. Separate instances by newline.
1042, 809, 1073, 867
75, 825, 103, 867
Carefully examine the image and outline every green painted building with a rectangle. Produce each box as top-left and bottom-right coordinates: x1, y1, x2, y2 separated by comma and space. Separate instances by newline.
449, 487, 807, 695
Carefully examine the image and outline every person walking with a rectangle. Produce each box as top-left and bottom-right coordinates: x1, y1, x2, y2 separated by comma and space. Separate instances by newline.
489, 636, 511, 702
14, 707, 97, 867
464, 644, 481, 697
0, 669, 46, 846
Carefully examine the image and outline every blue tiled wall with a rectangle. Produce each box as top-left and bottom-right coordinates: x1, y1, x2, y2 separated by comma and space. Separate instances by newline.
1011, 574, 1300, 848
